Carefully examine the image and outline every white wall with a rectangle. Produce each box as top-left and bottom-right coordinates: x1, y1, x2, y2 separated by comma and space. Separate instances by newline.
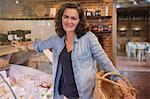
0, 20, 55, 41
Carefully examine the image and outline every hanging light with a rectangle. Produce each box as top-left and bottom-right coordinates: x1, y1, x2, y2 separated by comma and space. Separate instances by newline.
133, 1, 138, 5
16, 0, 19, 4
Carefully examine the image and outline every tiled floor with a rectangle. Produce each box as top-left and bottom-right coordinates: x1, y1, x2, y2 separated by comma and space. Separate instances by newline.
116, 55, 150, 99
116, 56, 150, 72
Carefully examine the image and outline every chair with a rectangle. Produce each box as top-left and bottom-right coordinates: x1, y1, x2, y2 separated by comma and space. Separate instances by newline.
126, 42, 137, 59
136, 43, 146, 61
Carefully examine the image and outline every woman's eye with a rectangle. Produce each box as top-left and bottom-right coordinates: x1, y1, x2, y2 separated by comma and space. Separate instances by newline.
63, 15, 68, 19
71, 17, 76, 20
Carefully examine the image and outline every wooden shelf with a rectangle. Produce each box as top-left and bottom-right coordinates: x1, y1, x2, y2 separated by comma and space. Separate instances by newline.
93, 32, 111, 36
0, 16, 112, 20
0, 17, 54, 20
86, 16, 112, 19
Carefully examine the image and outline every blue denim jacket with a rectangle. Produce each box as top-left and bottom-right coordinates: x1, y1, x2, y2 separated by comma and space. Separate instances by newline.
34, 31, 120, 99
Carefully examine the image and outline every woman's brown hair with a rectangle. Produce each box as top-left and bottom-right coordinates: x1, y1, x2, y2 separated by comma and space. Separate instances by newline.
55, 2, 90, 38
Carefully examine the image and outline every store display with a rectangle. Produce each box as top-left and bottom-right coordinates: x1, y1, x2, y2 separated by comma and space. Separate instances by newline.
0, 65, 53, 99
91, 24, 112, 34
7, 30, 32, 42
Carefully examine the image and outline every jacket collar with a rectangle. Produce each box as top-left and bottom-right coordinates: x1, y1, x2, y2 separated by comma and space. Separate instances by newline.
61, 34, 79, 43
74, 35, 79, 43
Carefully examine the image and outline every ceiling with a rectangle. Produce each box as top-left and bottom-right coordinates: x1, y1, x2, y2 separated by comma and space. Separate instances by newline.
116, 0, 150, 17
0, 0, 149, 18
116, 0, 150, 8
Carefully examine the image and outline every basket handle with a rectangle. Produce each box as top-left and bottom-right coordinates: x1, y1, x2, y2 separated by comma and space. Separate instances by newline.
96, 71, 136, 91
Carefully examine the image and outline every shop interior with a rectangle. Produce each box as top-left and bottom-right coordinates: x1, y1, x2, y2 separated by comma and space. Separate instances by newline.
0, 0, 149, 98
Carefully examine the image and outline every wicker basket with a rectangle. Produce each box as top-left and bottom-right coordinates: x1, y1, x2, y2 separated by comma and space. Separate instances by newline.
93, 70, 136, 99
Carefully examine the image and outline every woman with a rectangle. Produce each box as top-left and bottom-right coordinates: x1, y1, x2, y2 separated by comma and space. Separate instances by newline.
12, 2, 134, 99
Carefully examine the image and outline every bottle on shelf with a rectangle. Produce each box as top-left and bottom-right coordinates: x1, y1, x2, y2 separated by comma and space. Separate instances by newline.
95, 10, 101, 16
105, 2, 109, 16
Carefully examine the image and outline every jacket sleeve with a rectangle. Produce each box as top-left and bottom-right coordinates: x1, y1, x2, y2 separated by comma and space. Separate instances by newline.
33, 34, 57, 53
88, 32, 120, 80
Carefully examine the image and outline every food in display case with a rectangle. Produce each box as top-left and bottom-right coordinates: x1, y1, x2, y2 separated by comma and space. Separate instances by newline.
0, 65, 53, 99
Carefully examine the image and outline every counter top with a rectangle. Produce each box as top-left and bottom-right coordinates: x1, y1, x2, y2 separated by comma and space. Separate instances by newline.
0, 45, 19, 56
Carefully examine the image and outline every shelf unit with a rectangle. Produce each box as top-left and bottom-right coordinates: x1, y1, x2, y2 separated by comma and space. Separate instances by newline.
0, 17, 54, 20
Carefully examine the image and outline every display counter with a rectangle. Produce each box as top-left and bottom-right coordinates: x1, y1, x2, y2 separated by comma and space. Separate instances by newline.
0, 64, 53, 99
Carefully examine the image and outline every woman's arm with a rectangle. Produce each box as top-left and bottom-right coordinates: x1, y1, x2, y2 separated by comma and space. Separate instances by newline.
88, 32, 119, 74
88, 33, 136, 98
11, 34, 58, 52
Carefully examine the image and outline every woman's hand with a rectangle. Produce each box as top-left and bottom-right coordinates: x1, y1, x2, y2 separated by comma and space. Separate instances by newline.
11, 41, 26, 51
11, 41, 22, 47
124, 93, 136, 99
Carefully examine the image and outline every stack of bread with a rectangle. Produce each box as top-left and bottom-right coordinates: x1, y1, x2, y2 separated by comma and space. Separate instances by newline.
0, 60, 10, 71
0, 80, 10, 98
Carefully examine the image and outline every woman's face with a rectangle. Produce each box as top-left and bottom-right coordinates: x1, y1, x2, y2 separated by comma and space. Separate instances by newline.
62, 8, 80, 33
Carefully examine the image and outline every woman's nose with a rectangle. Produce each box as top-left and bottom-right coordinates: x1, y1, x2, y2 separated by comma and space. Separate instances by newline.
67, 18, 72, 23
